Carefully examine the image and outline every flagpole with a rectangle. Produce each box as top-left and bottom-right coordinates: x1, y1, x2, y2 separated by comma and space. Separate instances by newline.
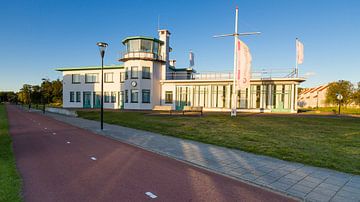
295, 38, 298, 77
231, 6, 239, 117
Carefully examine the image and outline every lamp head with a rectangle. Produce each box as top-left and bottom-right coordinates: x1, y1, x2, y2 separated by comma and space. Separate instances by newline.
96, 42, 108, 58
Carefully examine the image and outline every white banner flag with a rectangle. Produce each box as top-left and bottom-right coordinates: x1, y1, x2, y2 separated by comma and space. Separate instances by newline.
189, 51, 195, 67
236, 39, 252, 90
296, 39, 304, 64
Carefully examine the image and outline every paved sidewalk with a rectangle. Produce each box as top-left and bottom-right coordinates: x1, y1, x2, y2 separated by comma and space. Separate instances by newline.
40, 110, 360, 202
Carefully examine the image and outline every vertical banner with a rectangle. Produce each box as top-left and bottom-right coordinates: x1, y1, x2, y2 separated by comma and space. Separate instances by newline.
189, 50, 195, 67
236, 39, 252, 90
296, 39, 304, 64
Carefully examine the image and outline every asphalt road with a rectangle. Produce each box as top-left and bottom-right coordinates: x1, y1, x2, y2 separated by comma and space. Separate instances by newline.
7, 105, 296, 202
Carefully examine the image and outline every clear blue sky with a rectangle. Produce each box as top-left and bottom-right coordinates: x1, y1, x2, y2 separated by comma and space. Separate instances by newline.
1, 0, 359, 91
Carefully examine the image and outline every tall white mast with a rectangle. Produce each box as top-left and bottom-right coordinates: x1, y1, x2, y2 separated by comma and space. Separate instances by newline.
213, 7, 260, 117
232, 7, 239, 116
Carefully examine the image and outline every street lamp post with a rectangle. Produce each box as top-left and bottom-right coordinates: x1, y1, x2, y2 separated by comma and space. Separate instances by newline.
96, 42, 108, 130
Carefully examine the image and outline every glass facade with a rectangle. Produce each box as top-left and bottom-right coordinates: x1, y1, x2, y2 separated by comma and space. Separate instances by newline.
125, 39, 160, 55
174, 84, 294, 111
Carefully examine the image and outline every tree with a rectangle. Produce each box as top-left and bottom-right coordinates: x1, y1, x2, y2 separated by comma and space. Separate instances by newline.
353, 82, 360, 105
325, 80, 354, 106
51, 79, 62, 104
17, 84, 32, 104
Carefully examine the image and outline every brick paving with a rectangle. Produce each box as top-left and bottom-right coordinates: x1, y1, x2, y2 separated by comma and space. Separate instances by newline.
39, 109, 360, 202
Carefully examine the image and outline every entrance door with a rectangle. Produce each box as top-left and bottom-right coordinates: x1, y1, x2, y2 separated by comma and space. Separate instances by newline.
83, 92, 92, 108
93, 92, 101, 108
119, 91, 124, 109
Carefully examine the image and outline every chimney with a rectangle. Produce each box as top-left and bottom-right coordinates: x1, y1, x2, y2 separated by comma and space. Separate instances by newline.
158, 29, 171, 79
169, 60, 176, 67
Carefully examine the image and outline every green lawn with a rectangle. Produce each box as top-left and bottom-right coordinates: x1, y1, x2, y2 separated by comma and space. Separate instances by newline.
0, 104, 22, 202
300, 107, 360, 115
78, 111, 360, 175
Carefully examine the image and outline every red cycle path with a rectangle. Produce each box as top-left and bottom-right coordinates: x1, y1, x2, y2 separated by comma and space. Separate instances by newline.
7, 105, 296, 202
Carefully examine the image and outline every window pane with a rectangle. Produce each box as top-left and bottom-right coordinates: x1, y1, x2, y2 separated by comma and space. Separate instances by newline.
72, 74, 80, 83
142, 67, 150, 79
111, 92, 116, 103
131, 90, 138, 103
104, 73, 113, 83
153, 42, 159, 55
120, 72, 125, 83
140, 40, 152, 52
165, 91, 173, 104
131, 66, 138, 79
125, 90, 128, 103
125, 68, 128, 80
76, 91, 81, 102
142, 90, 150, 103
70, 92, 74, 102
104, 92, 110, 103
85, 73, 98, 83
129, 39, 140, 52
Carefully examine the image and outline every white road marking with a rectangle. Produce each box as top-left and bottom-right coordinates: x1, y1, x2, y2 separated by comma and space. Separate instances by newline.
66, 141, 71, 144
44, 128, 47, 130
52, 132, 56, 135
145, 192, 158, 199
90, 157, 97, 161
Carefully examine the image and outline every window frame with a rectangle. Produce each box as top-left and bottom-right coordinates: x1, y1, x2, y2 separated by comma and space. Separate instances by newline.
125, 90, 128, 103
165, 91, 173, 104
111, 92, 116, 103
85, 73, 99, 83
70, 91, 75, 102
104, 72, 114, 83
72, 74, 81, 84
104, 92, 110, 103
131, 89, 139, 103
76, 91, 81, 102
131, 66, 138, 79
142, 89, 151, 103
142, 66, 151, 79
120, 72, 125, 83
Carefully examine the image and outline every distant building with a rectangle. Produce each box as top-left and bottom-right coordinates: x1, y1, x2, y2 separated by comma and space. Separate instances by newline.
298, 84, 329, 108
56, 30, 305, 113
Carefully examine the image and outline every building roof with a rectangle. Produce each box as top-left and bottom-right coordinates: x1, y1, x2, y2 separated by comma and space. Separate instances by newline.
121, 36, 164, 45
169, 65, 197, 73
55, 65, 124, 71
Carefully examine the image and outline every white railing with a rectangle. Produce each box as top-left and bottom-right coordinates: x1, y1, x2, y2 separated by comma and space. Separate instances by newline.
166, 68, 298, 80
120, 51, 163, 61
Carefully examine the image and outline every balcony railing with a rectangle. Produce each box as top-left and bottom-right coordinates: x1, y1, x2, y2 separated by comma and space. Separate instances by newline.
166, 68, 298, 80
119, 51, 164, 61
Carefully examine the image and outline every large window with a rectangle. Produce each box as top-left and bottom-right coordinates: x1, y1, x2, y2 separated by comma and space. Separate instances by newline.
85, 73, 98, 83
140, 40, 152, 52
70, 92, 75, 102
111, 92, 116, 103
129, 39, 140, 52
104, 72, 113, 83
104, 92, 110, 103
142, 67, 151, 79
131, 90, 139, 103
76, 91, 81, 102
153, 42, 159, 55
131, 66, 138, 79
125, 90, 128, 103
120, 72, 125, 83
142, 90, 150, 103
165, 91, 173, 104
72, 74, 81, 84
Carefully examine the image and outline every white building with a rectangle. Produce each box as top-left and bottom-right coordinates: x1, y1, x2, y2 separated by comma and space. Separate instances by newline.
57, 30, 305, 113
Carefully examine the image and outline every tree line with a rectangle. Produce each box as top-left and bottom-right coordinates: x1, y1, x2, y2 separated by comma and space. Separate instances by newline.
0, 79, 62, 106
326, 80, 360, 106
